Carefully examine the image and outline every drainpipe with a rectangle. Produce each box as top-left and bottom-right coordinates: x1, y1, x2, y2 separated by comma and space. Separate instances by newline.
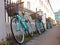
48, 0, 54, 13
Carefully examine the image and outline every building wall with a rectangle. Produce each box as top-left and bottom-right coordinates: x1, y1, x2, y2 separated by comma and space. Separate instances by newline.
5, 0, 56, 32
5, 0, 55, 24
42, 0, 55, 20
0, 0, 6, 41
21, 0, 55, 28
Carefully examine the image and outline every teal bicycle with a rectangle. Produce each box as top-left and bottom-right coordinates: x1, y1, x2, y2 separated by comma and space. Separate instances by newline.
35, 14, 45, 34
46, 20, 52, 29
10, 13, 32, 44
5, 1, 33, 44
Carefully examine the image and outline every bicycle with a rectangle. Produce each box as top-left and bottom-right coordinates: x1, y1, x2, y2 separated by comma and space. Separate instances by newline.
35, 14, 45, 34
10, 13, 33, 44
46, 21, 52, 29
5, 1, 33, 44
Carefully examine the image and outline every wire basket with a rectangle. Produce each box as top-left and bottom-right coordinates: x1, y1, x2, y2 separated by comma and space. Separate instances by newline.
5, 3, 19, 17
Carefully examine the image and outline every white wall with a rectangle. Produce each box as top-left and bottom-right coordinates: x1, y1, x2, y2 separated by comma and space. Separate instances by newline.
0, 0, 6, 41
22, 0, 40, 12
42, 0, 55, 20
22, 0, 47, 28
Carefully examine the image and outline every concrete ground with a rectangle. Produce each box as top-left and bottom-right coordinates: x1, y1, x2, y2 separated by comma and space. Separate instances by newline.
24, 26, 60, 45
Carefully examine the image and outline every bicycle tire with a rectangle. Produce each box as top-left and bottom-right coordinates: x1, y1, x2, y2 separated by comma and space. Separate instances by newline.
35, 21, 41, 34
10, 16, 24, 44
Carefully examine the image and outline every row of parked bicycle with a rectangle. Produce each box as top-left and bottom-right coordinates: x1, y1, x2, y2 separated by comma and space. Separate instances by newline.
10, 12, 52, 44
4, 1, 52, 44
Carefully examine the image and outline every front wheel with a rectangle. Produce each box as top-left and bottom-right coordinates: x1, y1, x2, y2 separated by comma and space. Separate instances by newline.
10, 17, 24, 44
26, 20, 34, 37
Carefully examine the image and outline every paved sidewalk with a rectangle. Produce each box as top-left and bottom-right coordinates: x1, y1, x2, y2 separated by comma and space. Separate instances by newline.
25, 26, 60, 45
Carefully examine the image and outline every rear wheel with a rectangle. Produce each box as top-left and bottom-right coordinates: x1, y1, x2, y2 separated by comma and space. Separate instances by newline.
35, 22, 41, 35
10, 17, 24, 44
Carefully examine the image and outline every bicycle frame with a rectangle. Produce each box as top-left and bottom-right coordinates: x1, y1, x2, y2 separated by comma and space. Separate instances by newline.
15, 14, 29, 32
35, 20, 44, 30
47, 21, 52, 28
39, 22, 44, 29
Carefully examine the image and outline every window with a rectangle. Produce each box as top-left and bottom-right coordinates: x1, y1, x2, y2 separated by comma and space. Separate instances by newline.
27, 1, 30, 9
39, 0, 43, 7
